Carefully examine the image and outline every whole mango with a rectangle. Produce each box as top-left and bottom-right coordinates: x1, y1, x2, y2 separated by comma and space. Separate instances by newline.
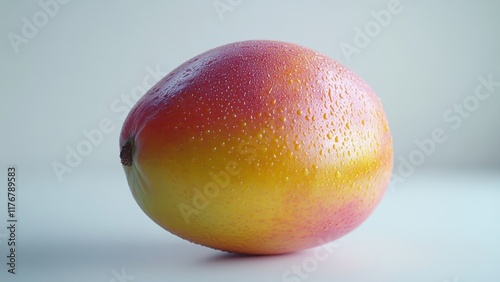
119, 40, 393, 255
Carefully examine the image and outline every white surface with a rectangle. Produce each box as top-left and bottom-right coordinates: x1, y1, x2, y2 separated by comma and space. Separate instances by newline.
0, 168, 499, 282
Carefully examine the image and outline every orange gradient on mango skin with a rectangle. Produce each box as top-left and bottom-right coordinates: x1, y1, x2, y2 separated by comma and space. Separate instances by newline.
120, 40, 393, 255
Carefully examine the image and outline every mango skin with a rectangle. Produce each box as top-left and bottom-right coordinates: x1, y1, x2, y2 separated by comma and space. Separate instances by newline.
120, 40, 393, 255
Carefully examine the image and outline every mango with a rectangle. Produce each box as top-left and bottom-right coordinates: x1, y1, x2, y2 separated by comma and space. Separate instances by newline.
119, 40, 393, 255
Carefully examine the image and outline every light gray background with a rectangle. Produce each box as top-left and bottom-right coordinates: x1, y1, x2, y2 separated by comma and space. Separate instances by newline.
0, 1, 499, 282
